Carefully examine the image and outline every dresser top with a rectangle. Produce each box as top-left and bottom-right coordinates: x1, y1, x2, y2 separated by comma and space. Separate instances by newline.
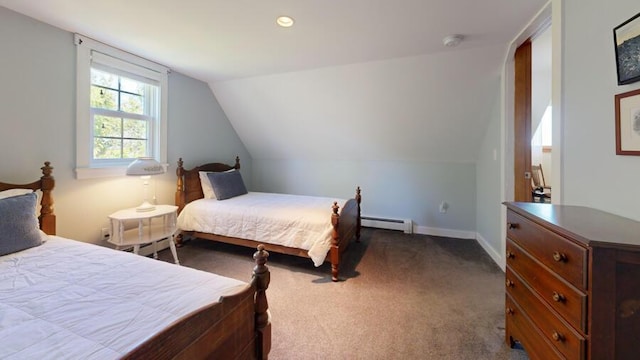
504, 202, 640, 249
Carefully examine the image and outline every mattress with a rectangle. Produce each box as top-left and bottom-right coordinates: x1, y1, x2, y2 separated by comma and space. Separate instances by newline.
0, 236, 246, 359
177, 192, 348, 266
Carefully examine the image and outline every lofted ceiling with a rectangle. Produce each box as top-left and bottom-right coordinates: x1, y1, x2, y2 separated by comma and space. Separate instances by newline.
0, 0, 547, 162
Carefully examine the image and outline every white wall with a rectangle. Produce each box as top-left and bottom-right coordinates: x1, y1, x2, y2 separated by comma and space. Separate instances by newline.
252, 159, 477, 235
475, 86, 504, 265
212, 46, 503, 235
0, 7, 250, 243
562, 0, 640, 219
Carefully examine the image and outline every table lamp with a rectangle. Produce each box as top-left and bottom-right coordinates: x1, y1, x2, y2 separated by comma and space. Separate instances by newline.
126, 157, 165, 212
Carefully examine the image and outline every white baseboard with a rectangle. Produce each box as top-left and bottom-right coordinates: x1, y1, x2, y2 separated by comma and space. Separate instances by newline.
475, 233, 505, 271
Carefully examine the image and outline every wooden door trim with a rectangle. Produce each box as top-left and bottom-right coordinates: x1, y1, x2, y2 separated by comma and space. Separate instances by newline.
514, 39, 532, 202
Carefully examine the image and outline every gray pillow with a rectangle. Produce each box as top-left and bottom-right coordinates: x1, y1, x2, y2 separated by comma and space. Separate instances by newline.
0, 192, 42, 255
207, 170, 248, 200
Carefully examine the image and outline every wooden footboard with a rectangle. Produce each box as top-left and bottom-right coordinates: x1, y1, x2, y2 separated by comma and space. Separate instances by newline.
175, 157, 362, 281
123, 245, 271, 360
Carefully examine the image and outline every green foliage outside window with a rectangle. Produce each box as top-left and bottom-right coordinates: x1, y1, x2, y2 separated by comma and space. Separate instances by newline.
90, 69, 151, 160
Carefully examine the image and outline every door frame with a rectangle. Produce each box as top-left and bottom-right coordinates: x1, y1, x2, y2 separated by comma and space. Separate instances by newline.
498, 1, 561, 270
514, 39, 533, 202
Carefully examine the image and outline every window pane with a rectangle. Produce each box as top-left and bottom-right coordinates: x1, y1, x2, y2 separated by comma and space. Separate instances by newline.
120, 93, 143, 114
94, 138, 122, 159
91, 86, 118, 110
123, 139, 146, 158
120, 77, 144, 95
123, 118, 147, 139
91, 68, 118, 88
94, 116, 122, 137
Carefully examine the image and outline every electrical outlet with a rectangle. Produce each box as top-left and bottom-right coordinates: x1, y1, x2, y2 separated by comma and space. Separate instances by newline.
439, 201, 449, 213
101, 227, 110, 240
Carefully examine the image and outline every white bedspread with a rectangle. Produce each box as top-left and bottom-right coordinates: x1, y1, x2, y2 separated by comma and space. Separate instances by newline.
177, 192, 348, 266
0, 236, 246, 360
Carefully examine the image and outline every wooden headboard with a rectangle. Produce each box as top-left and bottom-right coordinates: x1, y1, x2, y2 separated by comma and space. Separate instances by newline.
0, 162, 56, 235
175, 156, 241, 213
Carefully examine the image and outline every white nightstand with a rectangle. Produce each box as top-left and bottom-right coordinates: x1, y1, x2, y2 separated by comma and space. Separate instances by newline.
108, 204, 180, 264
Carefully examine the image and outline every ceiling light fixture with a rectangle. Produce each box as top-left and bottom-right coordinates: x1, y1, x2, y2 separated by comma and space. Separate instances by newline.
276, 15, 295, 28
443, 34, 464, 47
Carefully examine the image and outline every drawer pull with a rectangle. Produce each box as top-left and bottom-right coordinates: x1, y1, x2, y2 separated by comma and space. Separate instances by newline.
506, 307, 514, 315
552, 291, 566, 303
506, 250, 515, 259
551, 331, 565, 342
506, 279, 514, 287
507, 222, 519, 230
552, 251, 567, 262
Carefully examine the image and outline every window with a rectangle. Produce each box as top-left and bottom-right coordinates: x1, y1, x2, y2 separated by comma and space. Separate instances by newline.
75, 35, 168, 179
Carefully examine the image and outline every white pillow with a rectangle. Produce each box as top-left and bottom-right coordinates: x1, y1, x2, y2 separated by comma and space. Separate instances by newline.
0, 188, 33, 199
199, 171, 216, 199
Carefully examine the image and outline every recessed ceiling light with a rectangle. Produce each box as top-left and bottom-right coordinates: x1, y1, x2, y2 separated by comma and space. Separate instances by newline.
276, 15, 295, 28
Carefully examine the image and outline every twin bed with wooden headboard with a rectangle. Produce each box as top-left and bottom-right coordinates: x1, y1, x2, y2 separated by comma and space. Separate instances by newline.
175, 157, 362, 282
0, 162, 271, 359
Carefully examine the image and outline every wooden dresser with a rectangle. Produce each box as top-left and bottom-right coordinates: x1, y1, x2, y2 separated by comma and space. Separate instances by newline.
504, 202, 640, 359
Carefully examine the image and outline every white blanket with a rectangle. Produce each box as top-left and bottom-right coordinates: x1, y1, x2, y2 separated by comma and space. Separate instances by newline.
0, 236, 246, 359
177, 192, 348, 266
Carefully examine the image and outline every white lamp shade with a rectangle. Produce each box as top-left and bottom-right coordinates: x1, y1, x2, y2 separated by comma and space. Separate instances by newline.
126, 157, 165, 176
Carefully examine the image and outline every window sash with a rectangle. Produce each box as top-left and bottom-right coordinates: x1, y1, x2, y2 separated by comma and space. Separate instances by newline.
89, 73, 158, 165
90, 109, 155, 163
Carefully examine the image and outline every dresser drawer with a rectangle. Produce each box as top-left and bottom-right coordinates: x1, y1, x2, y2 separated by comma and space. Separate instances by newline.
506, 269, 586, 359
506, 295, 563, 360
507, 210, 588, 290
507, 239, 587, 332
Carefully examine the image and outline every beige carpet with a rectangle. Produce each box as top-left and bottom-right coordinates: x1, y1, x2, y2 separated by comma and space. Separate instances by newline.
159, 228, 530, 360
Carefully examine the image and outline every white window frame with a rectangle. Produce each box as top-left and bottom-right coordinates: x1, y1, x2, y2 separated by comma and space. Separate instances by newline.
75, 34, 168, 179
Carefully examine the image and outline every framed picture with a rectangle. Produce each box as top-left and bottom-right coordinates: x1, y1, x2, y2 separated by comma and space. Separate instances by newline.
614, 12, 640, 85
615, 89, 640, 155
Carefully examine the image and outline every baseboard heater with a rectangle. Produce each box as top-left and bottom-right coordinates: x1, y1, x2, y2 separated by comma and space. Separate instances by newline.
361, 216, 413, 234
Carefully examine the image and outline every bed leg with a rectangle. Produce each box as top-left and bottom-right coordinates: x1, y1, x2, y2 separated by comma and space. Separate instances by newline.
331, 247, 339, 282
175, 232, 184, 247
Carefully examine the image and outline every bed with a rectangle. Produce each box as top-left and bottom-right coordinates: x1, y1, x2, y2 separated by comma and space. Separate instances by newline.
175, 157, 361, 282
0, 162, 271, 359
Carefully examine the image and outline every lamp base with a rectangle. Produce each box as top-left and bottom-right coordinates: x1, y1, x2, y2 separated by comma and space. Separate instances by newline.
136, 201, 156, 212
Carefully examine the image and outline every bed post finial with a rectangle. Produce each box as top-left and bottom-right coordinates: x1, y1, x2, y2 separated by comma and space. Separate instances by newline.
40, 161, 56, 235
235, 156, 241, 170
177, 158, 183, 172
253, 244, 271, 359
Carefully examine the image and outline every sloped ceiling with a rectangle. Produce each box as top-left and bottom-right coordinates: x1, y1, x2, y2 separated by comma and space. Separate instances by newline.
0, 0, 546, 163
212, 45, 506, 162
